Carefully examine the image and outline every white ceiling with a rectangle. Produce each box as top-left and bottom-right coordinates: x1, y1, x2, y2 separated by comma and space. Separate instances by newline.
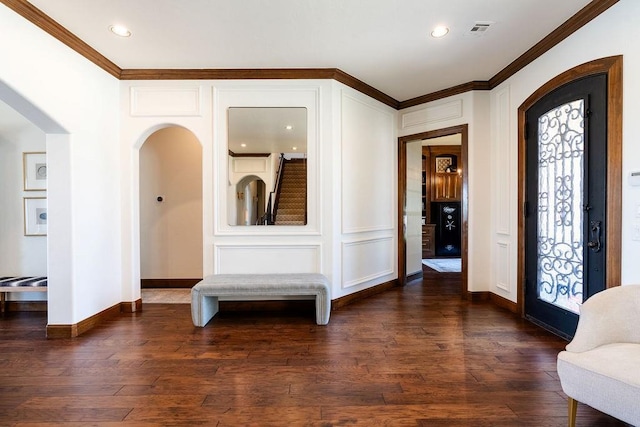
25, 0, 593, 102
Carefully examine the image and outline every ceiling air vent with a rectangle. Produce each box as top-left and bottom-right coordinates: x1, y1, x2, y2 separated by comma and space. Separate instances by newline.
465, 21, 494, 36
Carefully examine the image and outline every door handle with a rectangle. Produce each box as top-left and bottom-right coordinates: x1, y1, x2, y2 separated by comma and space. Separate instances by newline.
587, 220, 602, 252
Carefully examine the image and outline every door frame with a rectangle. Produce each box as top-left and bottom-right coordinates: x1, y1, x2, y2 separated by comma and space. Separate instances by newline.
517, 56, 622, 316
397, 124, 468, 296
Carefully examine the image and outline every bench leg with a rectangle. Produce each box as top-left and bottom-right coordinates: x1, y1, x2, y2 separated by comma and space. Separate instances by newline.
315, 292, 330, 325
191, 290, 219, 327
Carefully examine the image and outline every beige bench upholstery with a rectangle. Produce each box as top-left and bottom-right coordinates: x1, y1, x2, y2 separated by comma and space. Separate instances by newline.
191, 273, 331, 327
557, 285, 640, 426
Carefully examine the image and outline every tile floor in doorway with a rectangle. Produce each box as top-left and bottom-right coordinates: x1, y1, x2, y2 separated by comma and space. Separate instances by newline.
141, 288, 191, 304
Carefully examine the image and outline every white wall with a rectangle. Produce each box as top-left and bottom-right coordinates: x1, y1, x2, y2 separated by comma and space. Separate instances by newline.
139, 127, 203, 279
336, 84, 397, 297
406, 140, 423, 275
1, 5, 121, 325
0, 101, 47, 303
489, 1, 640, 302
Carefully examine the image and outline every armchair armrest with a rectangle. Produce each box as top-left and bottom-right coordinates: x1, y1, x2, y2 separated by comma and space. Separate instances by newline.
566, 285, 640, 353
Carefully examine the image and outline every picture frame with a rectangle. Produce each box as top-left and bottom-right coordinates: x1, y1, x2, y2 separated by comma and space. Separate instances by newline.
435, 156, 453, 173
24, 197, 47, 236
23, 152, 47, 191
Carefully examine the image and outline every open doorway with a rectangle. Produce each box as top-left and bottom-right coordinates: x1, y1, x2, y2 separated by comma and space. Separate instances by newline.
0, 99, 48, 313
139, 126, 203, 291
398, 124, 468, 296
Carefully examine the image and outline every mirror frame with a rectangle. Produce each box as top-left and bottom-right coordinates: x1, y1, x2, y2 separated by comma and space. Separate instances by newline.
214, 87, 320, 235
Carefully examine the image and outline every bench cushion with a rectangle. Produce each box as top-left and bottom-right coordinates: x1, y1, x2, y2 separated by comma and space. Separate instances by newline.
0, 277, 47, 288
191, 273, 331, 326
193, 273, 329, 295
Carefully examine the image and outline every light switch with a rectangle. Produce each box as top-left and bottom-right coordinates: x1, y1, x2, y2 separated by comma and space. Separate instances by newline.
634, 222, 640, 241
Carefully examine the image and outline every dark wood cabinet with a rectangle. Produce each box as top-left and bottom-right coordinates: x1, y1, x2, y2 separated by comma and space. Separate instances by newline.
422, 224, 435, 258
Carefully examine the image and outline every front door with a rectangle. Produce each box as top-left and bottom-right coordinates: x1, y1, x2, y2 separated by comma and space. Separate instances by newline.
524, 74, 607, 339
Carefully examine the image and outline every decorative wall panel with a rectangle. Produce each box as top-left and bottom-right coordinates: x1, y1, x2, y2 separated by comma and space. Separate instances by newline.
494, 86, 511, 235
130, 87, 202, 117
496, 241, 510, 292
342, 237, 394, 288
215, 245, 320, 274
233, 158, 268, 174
401, 100, 463, 129
341, 92, 395, 234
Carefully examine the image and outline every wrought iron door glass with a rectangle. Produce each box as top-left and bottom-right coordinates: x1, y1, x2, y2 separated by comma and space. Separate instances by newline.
536, 99, 584, 314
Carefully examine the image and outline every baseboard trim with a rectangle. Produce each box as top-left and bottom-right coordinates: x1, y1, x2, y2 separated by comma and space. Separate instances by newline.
141, 278, 201, 288
4, 301, 47, 312
407, 271, 423, 283
467, 291, 490, 302
490, 292, 518, 313
120, 298, 142, 313
331, 279, 399, 310
46, 302, 126, 339
467, 291, 518, 313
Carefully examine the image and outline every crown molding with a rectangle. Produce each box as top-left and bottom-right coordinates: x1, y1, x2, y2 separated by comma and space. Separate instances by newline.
1, 0, 618, 110
120, 68, 400, 109
398, 81, 491, 110
0, 0, 121, 78
488, 0, 619, 88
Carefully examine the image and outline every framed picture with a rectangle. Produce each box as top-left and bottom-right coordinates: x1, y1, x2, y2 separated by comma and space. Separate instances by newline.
435, 156, 453, 173
23, 152, 47, 191
24, 197, 47, 236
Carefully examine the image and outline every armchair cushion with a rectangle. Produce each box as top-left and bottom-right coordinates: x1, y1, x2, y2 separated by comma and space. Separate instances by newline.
557, 285, 640, 426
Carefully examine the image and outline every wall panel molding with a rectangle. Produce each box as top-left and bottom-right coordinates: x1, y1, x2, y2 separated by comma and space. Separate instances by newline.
400, 99, 463, 129
215, 244, 321, 274
494, 86, 511, 235
496, 241, 510, 293
341, 236, 394, 289
130, 86, 202, 117
341, 92, 395, 234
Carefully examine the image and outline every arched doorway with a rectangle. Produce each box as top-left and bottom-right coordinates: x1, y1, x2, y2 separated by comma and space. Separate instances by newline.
517, 56, 622, 337
139, 126, 203, 290
233, 175, 267, 226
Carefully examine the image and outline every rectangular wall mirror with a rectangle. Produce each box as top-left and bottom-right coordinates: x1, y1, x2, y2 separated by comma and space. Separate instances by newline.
227, 107, 307, 226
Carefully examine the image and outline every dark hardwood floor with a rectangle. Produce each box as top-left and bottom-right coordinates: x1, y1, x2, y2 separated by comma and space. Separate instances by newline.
0, 270, 627, 426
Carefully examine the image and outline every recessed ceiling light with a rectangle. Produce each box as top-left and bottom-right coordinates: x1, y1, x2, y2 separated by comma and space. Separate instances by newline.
285, 125, 293, 130
109, 24, 131, 37
292, 146, 297, 151
240, 143, 247, 148
430, 26, 449, 38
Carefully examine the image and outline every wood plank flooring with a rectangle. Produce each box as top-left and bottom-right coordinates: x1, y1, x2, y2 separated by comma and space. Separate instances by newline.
0, 270, 628, 426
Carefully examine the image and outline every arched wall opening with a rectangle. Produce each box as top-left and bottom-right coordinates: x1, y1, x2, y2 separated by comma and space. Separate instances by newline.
139, 126, 203, 290
232, 175, 266, 226
0, 79, 70, 327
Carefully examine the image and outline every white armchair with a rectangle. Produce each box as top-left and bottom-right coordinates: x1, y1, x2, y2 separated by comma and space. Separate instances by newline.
557, 285, 640, 426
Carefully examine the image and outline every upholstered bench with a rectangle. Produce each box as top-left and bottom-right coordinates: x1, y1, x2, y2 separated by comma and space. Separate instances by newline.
0, 276, 47, 313
191, 273, 331, 327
